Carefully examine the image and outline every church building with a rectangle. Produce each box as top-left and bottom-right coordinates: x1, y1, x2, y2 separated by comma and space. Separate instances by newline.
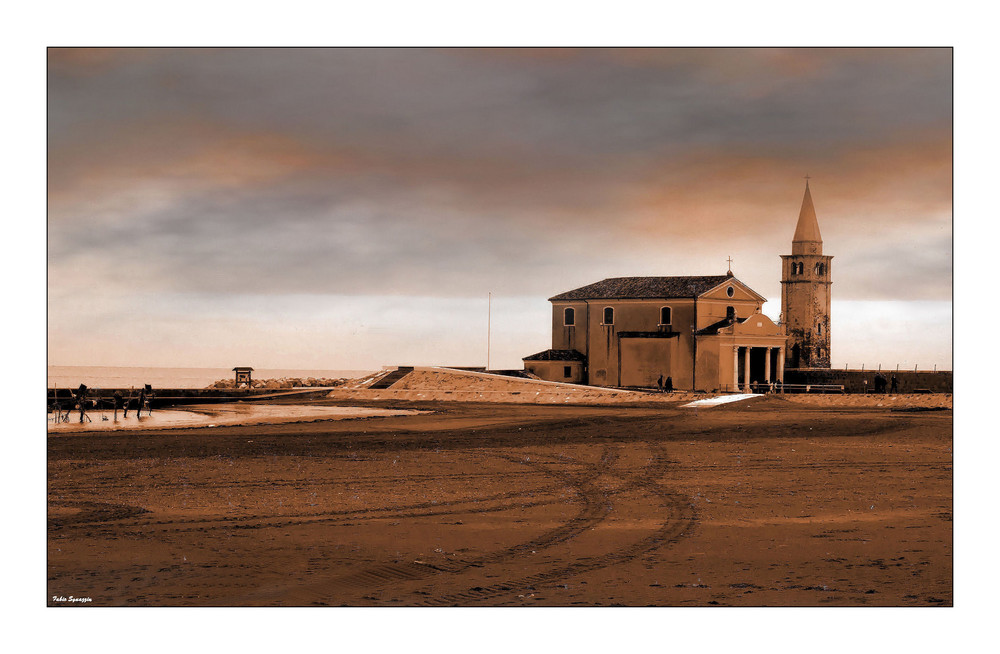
523, 182, 831, 391
523, 273, 786, 392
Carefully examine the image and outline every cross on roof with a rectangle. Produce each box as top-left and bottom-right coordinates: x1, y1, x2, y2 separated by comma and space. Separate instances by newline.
726, 256, 733, 272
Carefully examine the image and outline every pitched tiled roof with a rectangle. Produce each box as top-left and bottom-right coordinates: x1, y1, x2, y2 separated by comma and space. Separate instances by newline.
549, 275, 734, 301
522, 349, 587, 362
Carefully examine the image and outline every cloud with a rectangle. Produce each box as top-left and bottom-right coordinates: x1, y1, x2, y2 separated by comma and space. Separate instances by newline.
46, 48, 953, 367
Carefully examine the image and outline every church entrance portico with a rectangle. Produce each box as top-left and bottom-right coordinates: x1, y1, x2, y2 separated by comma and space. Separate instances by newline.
732, 344, 785, 392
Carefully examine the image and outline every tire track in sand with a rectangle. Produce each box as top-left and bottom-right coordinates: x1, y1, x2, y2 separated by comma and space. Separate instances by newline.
239, 445, 621, 605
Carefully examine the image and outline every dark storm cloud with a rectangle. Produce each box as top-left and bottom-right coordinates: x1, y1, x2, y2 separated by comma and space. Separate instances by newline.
49, 48, 951, 161
48, 47, 952, 305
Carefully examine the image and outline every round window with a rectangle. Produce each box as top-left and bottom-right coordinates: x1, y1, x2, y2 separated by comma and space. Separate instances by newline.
726, 286, 734, 298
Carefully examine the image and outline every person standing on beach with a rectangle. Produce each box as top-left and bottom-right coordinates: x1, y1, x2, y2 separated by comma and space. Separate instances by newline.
657, 375, 664, 392
137, 388, 146, 418
74, 384, 88, 423
891, 375, 898, 394
665, 376, 673, 392
143, 385, 154, 416
113, 391, 123, 421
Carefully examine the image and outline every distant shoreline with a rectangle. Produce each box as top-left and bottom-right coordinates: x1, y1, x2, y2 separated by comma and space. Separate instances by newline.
47, 365, 375, 391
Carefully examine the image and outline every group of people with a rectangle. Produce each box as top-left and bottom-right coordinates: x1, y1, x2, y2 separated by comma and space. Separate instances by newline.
749, 379, 783, 394
871, 373, 899, 394
111, 385, 155, 419
656, 375, 673, 392
49, 384, 155, 423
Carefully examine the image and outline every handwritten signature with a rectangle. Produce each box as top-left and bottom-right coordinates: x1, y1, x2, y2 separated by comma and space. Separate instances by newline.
52, 595, 93, 604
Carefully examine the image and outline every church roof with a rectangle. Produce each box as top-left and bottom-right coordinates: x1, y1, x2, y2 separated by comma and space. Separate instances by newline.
792, 181, 823, 252
549, 275, 734, 301
695, 315, 744, 335
522, 349, 587, 362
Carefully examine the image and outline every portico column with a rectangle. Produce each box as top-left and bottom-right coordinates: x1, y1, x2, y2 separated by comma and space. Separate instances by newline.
743, 346, 751, 392
764, 347, 771, 384
733, 346, 739, 392
777, 347, 785, 383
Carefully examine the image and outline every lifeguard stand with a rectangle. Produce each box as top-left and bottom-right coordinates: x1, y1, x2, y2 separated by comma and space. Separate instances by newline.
233, 366, 254, 388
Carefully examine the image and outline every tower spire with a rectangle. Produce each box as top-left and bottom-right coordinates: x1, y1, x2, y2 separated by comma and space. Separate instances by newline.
792, 178, 822, 254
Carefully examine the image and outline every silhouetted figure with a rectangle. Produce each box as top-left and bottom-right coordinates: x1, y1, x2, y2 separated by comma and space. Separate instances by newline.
137, 388, 146, 418
775, 379, 783, 394
891, 375, 898, 394
113, 391, 123, 420
143, 384, 154, 416
665, 376, 673, 392
657, 375, 664, 392
74, 384, 89, 423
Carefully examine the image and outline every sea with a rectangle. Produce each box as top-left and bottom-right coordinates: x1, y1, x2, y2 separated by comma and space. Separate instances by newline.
47, 366, 375, 391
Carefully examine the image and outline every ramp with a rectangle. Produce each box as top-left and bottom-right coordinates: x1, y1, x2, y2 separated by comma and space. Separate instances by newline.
369, 366, 414, 389
681, 394, 761, 408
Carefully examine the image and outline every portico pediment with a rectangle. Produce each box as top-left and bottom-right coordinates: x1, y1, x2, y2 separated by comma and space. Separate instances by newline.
730, 312, 783, 337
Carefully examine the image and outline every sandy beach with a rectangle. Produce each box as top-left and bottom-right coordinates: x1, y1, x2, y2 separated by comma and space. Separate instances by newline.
47, 387, 951, 607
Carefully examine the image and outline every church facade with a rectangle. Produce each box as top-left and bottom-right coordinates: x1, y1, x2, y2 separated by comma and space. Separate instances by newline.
523, 182, 831, 391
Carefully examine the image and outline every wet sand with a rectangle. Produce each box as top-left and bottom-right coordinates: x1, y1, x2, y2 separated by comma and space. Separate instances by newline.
47, 395, 952, 606
47, 403, 426, 433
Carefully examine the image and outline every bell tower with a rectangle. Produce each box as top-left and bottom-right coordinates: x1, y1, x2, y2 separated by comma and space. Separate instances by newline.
780, 178, 833, 369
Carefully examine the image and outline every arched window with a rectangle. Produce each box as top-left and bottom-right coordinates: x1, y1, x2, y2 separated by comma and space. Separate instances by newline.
815, 262, 824, 275
603, 307, 614, 325
726, 306, 736, 320
659, 306, 672, 326
564, 307, 575, 326
797, 262, 804, 275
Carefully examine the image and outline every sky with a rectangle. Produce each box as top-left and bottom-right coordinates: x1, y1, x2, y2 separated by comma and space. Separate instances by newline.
47, 47, 952, 371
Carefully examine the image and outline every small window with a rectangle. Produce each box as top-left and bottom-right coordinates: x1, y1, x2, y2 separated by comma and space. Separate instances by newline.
726, 286, 735, 298
563, 366, 572, 378
817, 323, 822, 335
603, 307, 614, 325
815, 263, 825, 275
564, 307, 575, 326
726, 306, 736, 320
659, 306, 672, 325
